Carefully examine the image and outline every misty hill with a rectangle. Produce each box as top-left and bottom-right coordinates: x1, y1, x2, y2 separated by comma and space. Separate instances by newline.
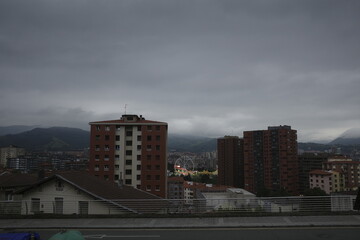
168, 134, 217, 153
0, 125, 39, 136
0, 127, 89, 151
329, 128, 360, 145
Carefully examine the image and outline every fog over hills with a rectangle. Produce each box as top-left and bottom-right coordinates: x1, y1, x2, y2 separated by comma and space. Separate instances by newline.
0, 126, 359, 152
329, 128, 360, 145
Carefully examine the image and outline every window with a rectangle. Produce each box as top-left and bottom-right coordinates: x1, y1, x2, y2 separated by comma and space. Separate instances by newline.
156, 145, 160, 151
155, 165, 160, 170
146, 175, 151, 180
95, 155, 100, 161
147, 136, 152, 141
126, 150, 132, 156
104, 175, 109, 180
137, 155, 141, 161
105, 125, 110, 131
155, 185, 160, 191
78, 201, 89, 215
147, 155, 152, 160
137, 175, 141, 180
126, 131, 132, 137
146, 185, 151, 191
104, 155, 109, 161
116, 125, 121, 131
137, 126, 142, 131
125, 179, 132, 185
31, 198, 40, 213
95, 165, 100, 171
156, 126, 160, 131
96, 125, 101, 131
155, 175, 160, 180
115, 165, 119, 169
95, 145, 100, 151
95, 135, 100, 140
126, 160, 132, 165
116, 135, 120, 141
115, 155, 120, 161
156, 135, 160, 141
147, 145, 152, 151
137, 136, 142, 141
105, 135, 110, 141
104, 145, 110, 151
147, 126, 152, 131
115, 145, 120, 150
137, 145, 141, 150
137, 165, 141, 170
126, 141, 132, 146
104, 165, 109, 171
125, 169, 132, 175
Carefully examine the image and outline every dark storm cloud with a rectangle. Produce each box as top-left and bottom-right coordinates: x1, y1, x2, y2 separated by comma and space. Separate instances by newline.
0, 0, 359, 141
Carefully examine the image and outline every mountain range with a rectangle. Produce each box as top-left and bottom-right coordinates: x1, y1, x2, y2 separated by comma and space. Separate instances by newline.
0, 126, 89, 151
0, 125, 359, 152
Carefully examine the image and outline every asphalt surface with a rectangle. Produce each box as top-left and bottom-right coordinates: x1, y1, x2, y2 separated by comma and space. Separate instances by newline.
1, 215, 360, 230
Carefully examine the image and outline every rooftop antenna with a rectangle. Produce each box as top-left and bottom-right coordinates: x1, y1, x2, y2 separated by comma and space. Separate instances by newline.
124, 104, 127, 115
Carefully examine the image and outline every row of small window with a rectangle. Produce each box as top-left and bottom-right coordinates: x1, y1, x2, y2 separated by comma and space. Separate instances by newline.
95, 125, 162, 131
94, 145, 161, 152
95, 155, 162, 161
94, 164, 161, 171
95, 135, 161, 142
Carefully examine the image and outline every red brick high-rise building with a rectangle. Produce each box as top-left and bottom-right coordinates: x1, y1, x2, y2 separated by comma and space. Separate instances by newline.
89, 114, 168, 198
217, 136, 244, 188
243, 126, 298, 195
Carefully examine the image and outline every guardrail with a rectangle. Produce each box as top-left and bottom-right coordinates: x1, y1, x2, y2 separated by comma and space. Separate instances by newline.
0, 195, 357, 216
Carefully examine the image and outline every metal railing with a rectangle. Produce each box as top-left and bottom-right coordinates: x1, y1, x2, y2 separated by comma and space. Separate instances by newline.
0, 195, 357, 216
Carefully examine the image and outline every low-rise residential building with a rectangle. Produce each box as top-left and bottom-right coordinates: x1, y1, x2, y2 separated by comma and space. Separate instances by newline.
13, 172, 167, 215
0, 173, 38, 200
309, 170, 344, 194
322, 158, 360, 191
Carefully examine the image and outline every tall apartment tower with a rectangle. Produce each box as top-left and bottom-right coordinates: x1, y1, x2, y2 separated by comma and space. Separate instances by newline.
243, 126, 298, 195
217, 136, 244, 188
89, 114, 168, 198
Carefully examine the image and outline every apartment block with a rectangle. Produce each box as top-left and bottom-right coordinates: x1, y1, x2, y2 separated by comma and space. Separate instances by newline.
309, 170, 344, 194
89, 114, 168, 198
0, 145, 25, 168
322, 157, 360, 191
243, 126, 299, 195
298, 153, 329, 194
217, 136, 244, 188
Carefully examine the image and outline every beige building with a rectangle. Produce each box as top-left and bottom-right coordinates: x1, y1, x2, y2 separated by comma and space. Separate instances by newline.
309, 170, 344, 194
0, 145, 25, 168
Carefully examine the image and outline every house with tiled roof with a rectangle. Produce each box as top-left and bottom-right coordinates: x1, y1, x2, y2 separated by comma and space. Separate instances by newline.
0, 173, 38, 200
14, 171, 169, 215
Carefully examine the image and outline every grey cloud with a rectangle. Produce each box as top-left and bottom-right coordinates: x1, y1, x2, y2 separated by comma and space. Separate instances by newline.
0, 0, 359, 142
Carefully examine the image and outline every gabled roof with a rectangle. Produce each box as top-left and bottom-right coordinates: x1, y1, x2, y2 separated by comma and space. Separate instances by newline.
0, 174, 38, 188
15, 171, 168, 214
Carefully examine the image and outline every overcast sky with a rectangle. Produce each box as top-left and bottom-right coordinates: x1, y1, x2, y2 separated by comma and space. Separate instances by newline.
1, 0, 359, 142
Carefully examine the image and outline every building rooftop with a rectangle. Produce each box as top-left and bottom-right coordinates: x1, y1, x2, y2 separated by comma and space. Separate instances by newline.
0, 173, 38, 188
89, 114, 167, 125
309, 170, 333, 176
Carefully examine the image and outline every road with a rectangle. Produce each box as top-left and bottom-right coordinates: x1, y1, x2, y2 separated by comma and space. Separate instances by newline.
10, 227, 360, 240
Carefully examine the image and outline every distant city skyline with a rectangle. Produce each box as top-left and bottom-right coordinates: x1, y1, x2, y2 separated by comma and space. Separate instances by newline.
1, 1, 359, 143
